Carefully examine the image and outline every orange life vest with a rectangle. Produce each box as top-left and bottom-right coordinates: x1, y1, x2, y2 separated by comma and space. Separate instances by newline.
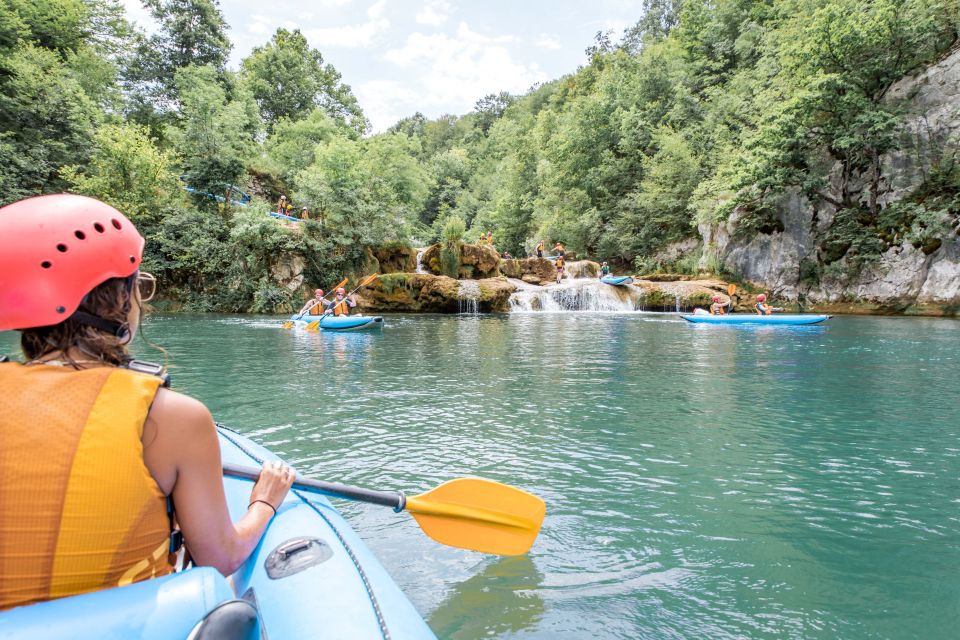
0, 363, 174, 610
331, 298, 350, 316
309, 301, 323, 315
556, 256, 565, 269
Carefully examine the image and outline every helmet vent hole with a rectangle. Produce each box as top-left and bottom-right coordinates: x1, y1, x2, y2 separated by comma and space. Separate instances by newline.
41, 261, 52, 269
129, 255, 135, 263
74, 230, 86, 240
56, 244, 68, 253
56, 306, 66, 314
111, 219, 122, 230
94, 222, 105, 233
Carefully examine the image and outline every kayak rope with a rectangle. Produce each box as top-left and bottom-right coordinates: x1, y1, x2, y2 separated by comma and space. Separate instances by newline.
216, 425, 392, 640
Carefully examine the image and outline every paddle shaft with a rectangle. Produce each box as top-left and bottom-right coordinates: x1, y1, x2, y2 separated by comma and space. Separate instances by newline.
223, 462, 405, 510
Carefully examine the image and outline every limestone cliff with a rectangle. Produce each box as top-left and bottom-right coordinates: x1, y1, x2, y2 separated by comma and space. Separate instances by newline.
700, 46, 960, 315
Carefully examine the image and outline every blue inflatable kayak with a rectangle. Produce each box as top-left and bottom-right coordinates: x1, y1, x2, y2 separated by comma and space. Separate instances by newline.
269, 212, 300, 222
290, 314, 384, 331
682, 314, 831, 325
600, 275, 633, 286
0, 428, 435, 640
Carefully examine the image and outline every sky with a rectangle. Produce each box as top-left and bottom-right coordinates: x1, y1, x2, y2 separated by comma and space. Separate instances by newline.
120, 0, 643, 132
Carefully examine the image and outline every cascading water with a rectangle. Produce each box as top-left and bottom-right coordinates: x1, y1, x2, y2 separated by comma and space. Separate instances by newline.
415, 248, 427, 274
457, 280, 481, 315
508, 278, 639, 312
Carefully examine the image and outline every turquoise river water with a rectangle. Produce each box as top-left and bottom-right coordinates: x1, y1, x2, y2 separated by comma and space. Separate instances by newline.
2, 313, 958, 639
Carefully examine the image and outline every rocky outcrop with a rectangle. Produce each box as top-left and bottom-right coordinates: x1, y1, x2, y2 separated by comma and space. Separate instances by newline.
564, 260, 599, 279
699, 46, 960, 315
500, 257, 556, 285
356, 273, 518, 313
420, 243, 502, 279
371, 245, 417, 274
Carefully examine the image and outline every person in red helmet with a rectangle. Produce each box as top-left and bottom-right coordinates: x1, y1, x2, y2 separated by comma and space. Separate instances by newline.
0, 194, 293, 610
710, 295, 727, 315
328, 287, 356, 317
296, 288, 331, 317
755, 293, 783, 315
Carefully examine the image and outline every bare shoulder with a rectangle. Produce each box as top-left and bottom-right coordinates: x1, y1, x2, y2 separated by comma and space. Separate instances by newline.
149, 388, 215, 438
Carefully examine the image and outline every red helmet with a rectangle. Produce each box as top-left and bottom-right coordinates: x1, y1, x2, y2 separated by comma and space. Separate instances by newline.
0, 194, 144, 331
757, 293, 767, 302
336, 287, 346, 295
315, 288, 324, 297
712, 295, 720, 302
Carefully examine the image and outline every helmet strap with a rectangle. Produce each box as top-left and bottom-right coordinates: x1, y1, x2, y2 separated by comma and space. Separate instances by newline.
69, 310, 131, 342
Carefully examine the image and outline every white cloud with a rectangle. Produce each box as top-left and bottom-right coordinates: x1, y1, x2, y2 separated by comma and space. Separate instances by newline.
356, 80, 423, 132
536, 33, 561, 50
378, 21, 546, 129
416, 0, 451, 26
302, 1, 389, 48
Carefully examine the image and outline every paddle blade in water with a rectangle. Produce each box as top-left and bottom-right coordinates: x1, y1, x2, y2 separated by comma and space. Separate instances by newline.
305, 320, 320, 332
281, 321, 293, 329
404, 478, 545, 556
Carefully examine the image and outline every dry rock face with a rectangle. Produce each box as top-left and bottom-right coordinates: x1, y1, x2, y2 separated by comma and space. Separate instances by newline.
700, 47, 960, 315
500, 257, 557, 285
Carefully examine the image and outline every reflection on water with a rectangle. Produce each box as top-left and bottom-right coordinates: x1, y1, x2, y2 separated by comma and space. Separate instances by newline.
429, 555, 544, 639
2, 313, 959, 639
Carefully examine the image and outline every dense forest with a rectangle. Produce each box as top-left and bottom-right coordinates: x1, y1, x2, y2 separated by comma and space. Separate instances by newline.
2, 0, 958, 311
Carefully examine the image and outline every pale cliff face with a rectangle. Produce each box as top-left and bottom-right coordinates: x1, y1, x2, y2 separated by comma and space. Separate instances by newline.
704, 47, 960, 314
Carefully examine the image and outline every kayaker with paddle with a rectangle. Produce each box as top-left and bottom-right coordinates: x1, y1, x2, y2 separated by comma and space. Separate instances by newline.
0, 195, 295, 610
755, 293, 784, 315
328, 287, 357, 317
296, 288, 331, 317
710, 295, 727, 315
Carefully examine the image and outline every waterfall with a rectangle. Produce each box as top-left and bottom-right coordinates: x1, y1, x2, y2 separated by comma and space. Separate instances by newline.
508, 278, 638, 312
675, 293, 681, 313
415, 248, 427, 274
457, 280, 481, 314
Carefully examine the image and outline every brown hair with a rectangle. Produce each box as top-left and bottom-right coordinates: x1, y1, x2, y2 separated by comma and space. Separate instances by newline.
20, 276, 135, 366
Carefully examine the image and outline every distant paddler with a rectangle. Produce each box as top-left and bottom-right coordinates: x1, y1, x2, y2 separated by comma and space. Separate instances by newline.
599, 261, 611, 278
755, 293, 784, 315
555, 253, 565, 284
710, 295, 727, 315
536, 240, 544, 259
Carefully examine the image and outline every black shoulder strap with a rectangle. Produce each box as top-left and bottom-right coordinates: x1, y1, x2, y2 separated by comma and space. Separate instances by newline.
0, 356, 8, 363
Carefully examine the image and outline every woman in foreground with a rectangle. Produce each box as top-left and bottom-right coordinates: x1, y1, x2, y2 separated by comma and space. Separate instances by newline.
0, 194, 293, 610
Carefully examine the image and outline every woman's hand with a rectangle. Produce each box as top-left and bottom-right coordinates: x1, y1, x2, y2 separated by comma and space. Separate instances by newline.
249, 460, 295, 511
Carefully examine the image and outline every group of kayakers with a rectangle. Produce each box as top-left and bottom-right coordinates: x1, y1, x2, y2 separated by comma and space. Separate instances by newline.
276, 195, 310, 220
707, 292, 782, 315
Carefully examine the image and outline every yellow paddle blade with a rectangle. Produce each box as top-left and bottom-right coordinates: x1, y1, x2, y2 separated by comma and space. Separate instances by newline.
305, 320, 320, 332
404, 478, 545, 556
281, 321, 293, 329
360, 273, 379, 287
330, 278, 348, 292
727, 283, 737, 296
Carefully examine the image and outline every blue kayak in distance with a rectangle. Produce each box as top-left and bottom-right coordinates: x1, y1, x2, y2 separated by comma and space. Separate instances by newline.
600, 275, 634, 286
290, 314, 384, 331
0, 428, 436, 640
682, 313, 831, 325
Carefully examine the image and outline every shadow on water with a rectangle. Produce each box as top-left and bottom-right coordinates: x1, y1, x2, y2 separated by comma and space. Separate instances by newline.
428, 555, 544, 639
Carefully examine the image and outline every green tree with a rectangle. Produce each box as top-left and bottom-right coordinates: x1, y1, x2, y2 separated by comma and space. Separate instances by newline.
240, 28, 366, 133
171, 64, 260, 210
62, 123, 183, 224
124, 0, 231, 117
